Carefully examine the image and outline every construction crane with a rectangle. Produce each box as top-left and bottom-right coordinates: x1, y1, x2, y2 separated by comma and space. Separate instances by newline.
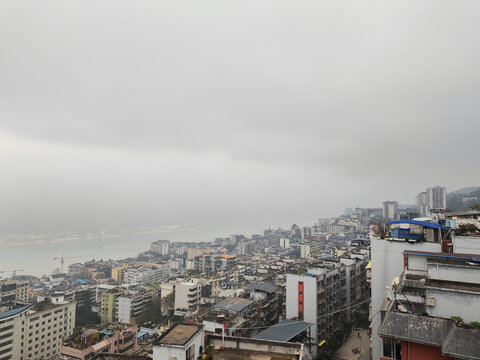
0, 269, 24, 279
53, 255, 93, 274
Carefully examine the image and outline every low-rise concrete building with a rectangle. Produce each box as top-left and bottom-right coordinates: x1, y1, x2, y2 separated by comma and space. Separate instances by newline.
153, 323, 203, 360
61, 323, 139, 360
153, 323, 309, 360
175, 281, 201, 311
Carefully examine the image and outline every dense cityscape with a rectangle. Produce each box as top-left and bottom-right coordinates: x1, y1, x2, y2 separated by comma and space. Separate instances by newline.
1, 185, 479, 359
2, 1, 480, 359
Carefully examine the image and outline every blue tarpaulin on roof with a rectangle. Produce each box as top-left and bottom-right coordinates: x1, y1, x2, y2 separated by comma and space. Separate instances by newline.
100, 330, 114, 335
72, 279, 90, 285
385, 220, 448, 230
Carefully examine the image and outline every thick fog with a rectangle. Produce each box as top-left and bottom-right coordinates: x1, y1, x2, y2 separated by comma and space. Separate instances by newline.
1, 0, 479, 238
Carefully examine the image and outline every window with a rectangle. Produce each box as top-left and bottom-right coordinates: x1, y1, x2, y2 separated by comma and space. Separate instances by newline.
383, 339, 401, 360
186, 344, 195, 360
0, 325, 13, 333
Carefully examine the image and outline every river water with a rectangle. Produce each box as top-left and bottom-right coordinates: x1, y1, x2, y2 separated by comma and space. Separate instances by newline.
0, 219, 308, 277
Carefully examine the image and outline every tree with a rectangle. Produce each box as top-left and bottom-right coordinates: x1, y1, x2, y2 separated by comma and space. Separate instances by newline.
135, 293, 175, 326
161, 292, 175, 316
470, 204, 480, 211
373, 221, 386, 239
455, 224, 478, 236
75, 308, 100, 328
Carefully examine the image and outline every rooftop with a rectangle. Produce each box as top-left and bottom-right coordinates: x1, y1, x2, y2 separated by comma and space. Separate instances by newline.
386, 220, 449, 230
205, 333, 304, 360
425, 279, 480, 293
31, 300, 62, 312
379, 311, 480, 359
213, 297, 253, 314
379, 311, 452, 347
63, 324, 137, 350
446, 210, 480, 217
403, 250, 480, 262
245, 282, 278, 294
0, 305, 31, 321
156, 323, 203, 346
253, 319, 313, 342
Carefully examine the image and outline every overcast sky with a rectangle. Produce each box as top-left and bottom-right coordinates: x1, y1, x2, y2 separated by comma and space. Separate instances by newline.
1, 0, 479, 236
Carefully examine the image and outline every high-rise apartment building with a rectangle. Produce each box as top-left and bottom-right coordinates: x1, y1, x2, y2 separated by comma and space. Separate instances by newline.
383, 201, 399, 220
116, 291, 153, 323
375, 230, 480, 359
427, 185, 447, 209
286, 256, 369, 357
415, 191, 429, 216
370, 219, 450, 360
0, 279, 30, 304
150, 240, 170, 255
123, 264, 170, 286
415, 186, 447, 216
0, 296, 76, 360
100, 289, 123, 323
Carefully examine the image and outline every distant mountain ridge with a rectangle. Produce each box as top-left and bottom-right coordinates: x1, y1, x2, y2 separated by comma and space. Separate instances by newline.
450, 186, 480, 195
447, 186, 480, 211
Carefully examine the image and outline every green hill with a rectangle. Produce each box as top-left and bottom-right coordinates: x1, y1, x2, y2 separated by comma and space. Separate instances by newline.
447, 187, 480, 211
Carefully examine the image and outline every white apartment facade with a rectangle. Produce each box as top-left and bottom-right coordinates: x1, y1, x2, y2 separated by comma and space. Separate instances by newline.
0, 280, 30, 304
67, 263, 85, 277
116, 291, 153, 323
0, 298, 76, 360
174, 281, 201, 311
150, 240, 170, 255
370, 238, 442, 360
427, 185, 447, 209
300, 242, 321, 259
123, 264, 170, 286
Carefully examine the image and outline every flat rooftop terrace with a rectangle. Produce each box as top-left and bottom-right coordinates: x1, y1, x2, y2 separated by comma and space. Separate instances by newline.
157, 324, 202, 346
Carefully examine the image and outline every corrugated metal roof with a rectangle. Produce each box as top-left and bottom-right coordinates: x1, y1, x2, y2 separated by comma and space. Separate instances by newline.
0, 305, 31, 320
245, 283, 278, 294
253, 320, 313, 342
213, 298, 252, 313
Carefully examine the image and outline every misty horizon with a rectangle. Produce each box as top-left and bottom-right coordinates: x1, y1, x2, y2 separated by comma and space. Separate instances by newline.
1, 0, 480, 239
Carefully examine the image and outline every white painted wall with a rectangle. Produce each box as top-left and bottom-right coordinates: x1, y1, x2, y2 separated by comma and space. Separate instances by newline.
407, 254, 427, 271
426, 288, 480, 323
453, 236, 480, 255
371, 238, 441, 360
117, 297, 132, 323
153, 329, 203, 360
286, 274, 318, 344
428, 263, 480, 284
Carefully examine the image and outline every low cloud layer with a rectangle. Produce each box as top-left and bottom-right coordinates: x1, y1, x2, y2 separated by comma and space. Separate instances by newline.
1, 0, 479, 236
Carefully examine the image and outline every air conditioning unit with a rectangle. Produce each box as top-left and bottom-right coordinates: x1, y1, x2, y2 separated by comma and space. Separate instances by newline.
426, 297, 436, 307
